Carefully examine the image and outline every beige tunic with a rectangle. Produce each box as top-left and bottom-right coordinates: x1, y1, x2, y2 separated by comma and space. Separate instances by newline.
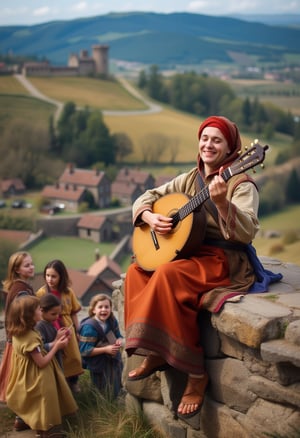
131, 167, 260, 311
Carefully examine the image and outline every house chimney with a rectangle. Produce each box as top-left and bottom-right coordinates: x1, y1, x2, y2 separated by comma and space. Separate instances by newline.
68, 163, 74, 174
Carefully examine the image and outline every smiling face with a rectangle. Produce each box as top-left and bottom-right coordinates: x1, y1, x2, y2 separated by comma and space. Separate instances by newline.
198, 126, 231, 173
45, 267, 60, 290
16, 255, 35, 281
92, 299, 112, 322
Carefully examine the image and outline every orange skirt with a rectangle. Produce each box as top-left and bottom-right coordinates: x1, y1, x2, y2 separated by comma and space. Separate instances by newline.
125, 246, 231, 375
0, 342, 12, 402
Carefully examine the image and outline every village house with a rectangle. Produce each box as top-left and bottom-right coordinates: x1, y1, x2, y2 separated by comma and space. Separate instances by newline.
111, 168, 155, 206
0, 178, 26, 197
111, 180, 143, 206
30, 255, 122, 307
41, 184, 87, 212
115, 168, 155, 191
155, 174, 174, 187
72, 255, 122, 305
59, 164, 111, 208
77, 214, 114, 243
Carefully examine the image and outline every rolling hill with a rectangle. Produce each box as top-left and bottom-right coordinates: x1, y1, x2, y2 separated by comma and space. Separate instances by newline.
1, 12, 300, 68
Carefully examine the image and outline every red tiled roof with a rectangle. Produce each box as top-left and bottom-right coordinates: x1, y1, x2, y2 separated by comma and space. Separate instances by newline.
59, 166, 105, 187
115, 168, 153, 185
0, 229, 31, 245
77, 214, 107, 230
68, 268, 97, 299
111, 181, 140, 196
1, 178, 26, 192
155, 175, 174, 186
42, 185, 85, 202
87, 255, 122, 277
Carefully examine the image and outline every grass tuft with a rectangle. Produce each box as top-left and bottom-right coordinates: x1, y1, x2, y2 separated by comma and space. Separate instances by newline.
64, 374, 166, 438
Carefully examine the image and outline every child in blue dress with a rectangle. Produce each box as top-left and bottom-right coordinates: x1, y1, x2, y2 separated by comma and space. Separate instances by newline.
79, 293, 123, 399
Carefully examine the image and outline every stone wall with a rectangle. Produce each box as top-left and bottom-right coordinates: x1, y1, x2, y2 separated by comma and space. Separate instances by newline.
112, 257, 300, 438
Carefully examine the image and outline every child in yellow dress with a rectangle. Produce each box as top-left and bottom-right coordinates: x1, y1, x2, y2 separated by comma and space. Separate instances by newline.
6, 295, 78, 438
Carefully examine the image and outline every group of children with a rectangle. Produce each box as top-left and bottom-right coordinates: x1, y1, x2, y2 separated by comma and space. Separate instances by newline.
0, 251, 124, 438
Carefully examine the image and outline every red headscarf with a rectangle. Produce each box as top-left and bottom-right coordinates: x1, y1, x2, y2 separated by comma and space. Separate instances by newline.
197, 116, 242, 174
198, 116, 242, 154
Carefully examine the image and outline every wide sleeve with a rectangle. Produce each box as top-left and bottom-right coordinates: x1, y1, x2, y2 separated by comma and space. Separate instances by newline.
79, 323, 98, 357
16, 330, 42, 355
35, 286, 47, 298
219, 181, 259, 243
68, 288, 81, 314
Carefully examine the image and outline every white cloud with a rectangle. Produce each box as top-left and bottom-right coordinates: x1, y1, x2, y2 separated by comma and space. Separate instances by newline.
187, 0, 300, 14
72, 2, 88, 12
33, 7, 51, 17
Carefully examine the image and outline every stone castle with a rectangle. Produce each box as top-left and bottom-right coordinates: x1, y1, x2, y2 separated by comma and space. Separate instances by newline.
22, 44, 109, 77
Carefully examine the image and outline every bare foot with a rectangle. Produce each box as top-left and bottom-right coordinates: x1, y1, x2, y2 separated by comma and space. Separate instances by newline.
177, 373, 208, 417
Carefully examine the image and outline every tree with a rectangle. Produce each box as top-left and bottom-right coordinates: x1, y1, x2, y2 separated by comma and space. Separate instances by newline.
285, 169, 300, 203
137, 69, 147, 89
146, 65, 167, 102
112, 132, 134, 163
259, 179, 285, 216
56, 103, 116, 167
0, 119, 62, 188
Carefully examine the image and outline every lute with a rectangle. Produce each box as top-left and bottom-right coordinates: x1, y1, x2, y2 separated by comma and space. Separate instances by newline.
133, 141, 268, 271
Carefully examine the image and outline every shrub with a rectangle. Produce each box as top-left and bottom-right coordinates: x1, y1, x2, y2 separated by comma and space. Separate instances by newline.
282, 230, 299, 245
269, 243, 285, 256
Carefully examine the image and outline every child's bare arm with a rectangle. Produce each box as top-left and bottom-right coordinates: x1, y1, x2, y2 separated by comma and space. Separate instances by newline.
30, 336, 69, 368
89, 344, 120, 357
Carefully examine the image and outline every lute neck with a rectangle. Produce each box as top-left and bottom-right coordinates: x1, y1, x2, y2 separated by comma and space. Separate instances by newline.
175, 168, 231, 223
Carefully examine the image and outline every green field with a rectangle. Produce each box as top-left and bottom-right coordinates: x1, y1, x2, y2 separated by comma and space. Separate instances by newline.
227, 78, 300, 115
26, 204, 300, 272
29, 236, 118, 272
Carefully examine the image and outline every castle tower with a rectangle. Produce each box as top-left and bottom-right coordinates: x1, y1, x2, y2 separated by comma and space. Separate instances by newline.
92, 45, 109, 76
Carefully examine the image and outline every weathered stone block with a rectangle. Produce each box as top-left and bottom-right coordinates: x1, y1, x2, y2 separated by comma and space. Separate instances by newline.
200, 398, 250, 438
212, 296, 292, 348
261, 339, 300, 367
249, 375, 300, 407
206, 358, 257, 413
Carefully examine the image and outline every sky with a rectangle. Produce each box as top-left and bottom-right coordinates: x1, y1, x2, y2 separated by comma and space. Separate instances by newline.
0, 0, 299, 26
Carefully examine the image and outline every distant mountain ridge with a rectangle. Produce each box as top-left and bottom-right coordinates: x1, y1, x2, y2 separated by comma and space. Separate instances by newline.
0, 12, 300, 68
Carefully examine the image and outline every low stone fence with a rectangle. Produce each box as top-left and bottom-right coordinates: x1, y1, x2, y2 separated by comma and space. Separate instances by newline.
112, 257, 300, 438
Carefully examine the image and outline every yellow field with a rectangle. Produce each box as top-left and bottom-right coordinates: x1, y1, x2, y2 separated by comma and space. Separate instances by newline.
104, 107, 257, 163
0, 74, 296, 165
254, 205, 300, 266
29, 76, 147, 110
0, 75, 30, 95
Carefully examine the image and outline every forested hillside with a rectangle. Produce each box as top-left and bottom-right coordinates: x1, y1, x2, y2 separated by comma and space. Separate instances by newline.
1, 12, 300, 68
